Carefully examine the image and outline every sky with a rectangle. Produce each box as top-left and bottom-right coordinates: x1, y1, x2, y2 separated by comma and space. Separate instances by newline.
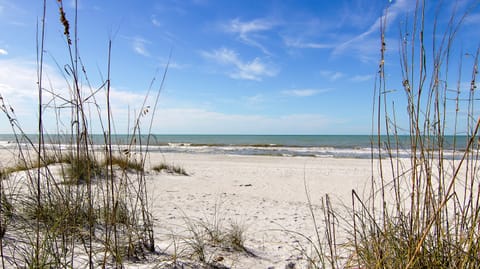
0, 0, 479, 135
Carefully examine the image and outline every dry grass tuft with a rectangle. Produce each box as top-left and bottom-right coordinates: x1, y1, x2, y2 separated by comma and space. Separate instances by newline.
153, 162, 189, 176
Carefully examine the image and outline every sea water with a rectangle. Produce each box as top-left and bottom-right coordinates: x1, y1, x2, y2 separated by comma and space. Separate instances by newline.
0, 134, 470, 159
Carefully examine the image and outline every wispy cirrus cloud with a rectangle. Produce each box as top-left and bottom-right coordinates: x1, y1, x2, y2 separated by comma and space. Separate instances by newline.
277, 1, 410, 62
320, 70, 345, 81
166, 61, 189, 70
282, 88, 329, 97
351, 74, 373, 82
151, 15, 162, 27
132, 37, 150, 57
202, 48, 277, 81
223, 18, 276, 55
283, 37, 334, 49
332, 0, 413, 60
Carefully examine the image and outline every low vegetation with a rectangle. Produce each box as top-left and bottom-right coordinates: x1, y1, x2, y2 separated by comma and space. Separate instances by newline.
0, 0, 161, 267
106, 155, 144, 172
153, 162, 189, 176
293, 1, 480, 268
179, 203, 250, 265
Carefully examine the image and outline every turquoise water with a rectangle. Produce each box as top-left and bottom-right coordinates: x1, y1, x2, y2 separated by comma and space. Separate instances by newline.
0, 134, 469, 159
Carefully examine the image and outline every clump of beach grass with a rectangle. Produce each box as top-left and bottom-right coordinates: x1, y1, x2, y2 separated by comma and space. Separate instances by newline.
105, 154, 144, 172
0, 0, 168, 267
225, 221, 248, 252
64, 154, 104, 184
350, 1, 480, 267
0, 153, 63, 177
290, 1, 480, 268
173, 198, 250, 267
153, 162, 189, 176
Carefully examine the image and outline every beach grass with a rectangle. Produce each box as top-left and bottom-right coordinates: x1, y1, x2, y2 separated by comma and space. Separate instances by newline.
292, 1, 480, 268
179, 201, 251, 265
153, 162, 189, 176
0, 0, 164, 267
353, 1, 479, 267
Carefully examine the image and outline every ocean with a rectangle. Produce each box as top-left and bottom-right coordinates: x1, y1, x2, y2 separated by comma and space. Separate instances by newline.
0, 134, 469, 159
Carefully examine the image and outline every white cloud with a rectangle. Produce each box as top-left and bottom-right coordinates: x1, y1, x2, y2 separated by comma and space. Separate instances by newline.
109, 89, 146, 105
332, 0, 413, 59
158, 57, 189, 70
282, 89, 329, 97
0, 49, 7, 55
132, 37, 150, 57
152, 108, 333, 134
351, 74, 373, 82
0, 59, 345, 134
283, 37, 334, 49
331, 72, 344, 81
232, 58, 276, 80
0, 59, 153, 133
203, 47, 237, 64
166, 61, 189, 69
0, 59, 68, 132
202, 48, 277, 81
224, 18, 275, 54
320, 70, 344, 81
0, 60, 43, 101
227, 18, 273, 34
151, 15, 162, 27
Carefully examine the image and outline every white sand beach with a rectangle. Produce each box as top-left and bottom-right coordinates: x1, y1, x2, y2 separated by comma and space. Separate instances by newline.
144, 153, 373, 268
0, 147, 472, 268
0, 148, 383, 268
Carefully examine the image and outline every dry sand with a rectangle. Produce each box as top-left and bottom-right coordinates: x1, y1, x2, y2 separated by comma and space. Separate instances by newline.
0, 148, 468, 268
0, 149, 375, 268
144, 153, 373, 268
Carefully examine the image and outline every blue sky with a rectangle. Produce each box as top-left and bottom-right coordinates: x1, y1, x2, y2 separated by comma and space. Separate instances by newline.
0, 0, 479, 134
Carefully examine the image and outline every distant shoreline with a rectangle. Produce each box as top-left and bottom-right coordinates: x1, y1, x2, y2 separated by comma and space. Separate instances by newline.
0, 133, 470, 160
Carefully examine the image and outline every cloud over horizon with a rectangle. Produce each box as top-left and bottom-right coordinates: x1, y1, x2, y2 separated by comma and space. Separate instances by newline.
153, 107, 336, 134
